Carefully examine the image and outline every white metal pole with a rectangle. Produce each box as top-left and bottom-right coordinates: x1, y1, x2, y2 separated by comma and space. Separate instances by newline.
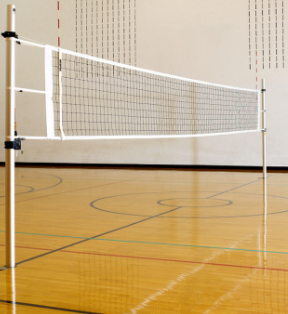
261, 79, 267, 275
261, 79, 267, 276
261, 79, 267, 180
5, 4, 16, 268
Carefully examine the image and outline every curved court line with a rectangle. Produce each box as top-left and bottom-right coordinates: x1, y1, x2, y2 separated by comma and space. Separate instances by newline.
0, 178, 129, 207
90, 190, 288, 219
1, 230, 288, 255
0, 171, 63, 199
0, 184, 34, 198
17, 170, 63, 193
90, 191, 234, 218
157, 197, 233, 207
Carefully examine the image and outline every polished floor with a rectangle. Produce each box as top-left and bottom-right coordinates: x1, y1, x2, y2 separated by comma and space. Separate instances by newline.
0, 166, 288, 313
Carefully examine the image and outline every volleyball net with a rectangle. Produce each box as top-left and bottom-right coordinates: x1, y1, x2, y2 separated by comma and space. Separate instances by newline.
14, 38, 261, 140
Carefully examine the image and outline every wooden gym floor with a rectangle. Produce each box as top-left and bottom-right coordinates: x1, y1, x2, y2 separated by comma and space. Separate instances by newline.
1, 166, 288, 313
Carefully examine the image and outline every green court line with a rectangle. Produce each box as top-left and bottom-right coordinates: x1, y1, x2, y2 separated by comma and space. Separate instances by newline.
0, 230, 287, 255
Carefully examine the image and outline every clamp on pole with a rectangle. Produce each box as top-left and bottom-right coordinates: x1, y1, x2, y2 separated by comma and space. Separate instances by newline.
1, 31, 18, 39
4, 131, 21, 150
4, 139, 21, 150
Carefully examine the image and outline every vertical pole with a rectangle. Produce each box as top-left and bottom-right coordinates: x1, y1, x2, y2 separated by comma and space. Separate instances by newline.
5, 4, 16, 268
58, 49, 65, 139
261, 79, 267, 180
261, 78, 267, 276
57, 1, 65, 139
6, 268, 16, 313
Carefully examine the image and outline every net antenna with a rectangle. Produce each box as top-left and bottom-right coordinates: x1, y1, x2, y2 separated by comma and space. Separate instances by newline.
2, 5, 267, 268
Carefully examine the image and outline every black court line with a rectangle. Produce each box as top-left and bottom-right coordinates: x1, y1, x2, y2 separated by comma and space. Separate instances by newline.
90, 192, 234, 218
16, 206, 181, 266
15, 175, 271, 266
0, 184, 34, 198
0, 299, 103, 314
207, 176, 272, 199
18, 170, 63, 193
0, 171, 63, 199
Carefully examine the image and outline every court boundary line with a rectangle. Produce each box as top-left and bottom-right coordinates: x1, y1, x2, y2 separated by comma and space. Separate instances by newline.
0, 299, 103, 314
207, 177, 271, 198
15, 206, 182, 266
0, 176, 275, 268
1, 232, 288, 255
1, 244, 288, 272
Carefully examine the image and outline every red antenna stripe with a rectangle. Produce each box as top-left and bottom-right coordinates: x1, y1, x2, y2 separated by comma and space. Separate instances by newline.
58, 1, 60, 48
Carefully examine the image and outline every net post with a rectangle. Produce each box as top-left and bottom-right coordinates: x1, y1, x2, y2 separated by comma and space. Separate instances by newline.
261, 79, 267, 180
45, 46, 56, 139
58, 49, 65, 139
4, 4, 17, 268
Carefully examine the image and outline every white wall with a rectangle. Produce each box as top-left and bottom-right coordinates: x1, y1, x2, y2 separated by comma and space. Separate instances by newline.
0, 0, 287, 166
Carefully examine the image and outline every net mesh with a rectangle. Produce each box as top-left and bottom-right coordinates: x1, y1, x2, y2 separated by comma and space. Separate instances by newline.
52, 51, 259, 138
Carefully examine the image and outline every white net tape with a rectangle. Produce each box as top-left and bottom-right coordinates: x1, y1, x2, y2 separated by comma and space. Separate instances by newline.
19, 41, 261, 140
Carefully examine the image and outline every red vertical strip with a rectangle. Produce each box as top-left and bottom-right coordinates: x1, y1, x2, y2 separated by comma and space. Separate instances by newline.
58, 1, 60, 48
256, 51, 258, 89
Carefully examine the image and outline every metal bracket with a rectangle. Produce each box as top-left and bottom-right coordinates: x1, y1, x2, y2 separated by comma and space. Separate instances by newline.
261, 89, 266, 92
261, 128, 267, 133
1, 31, 18, 39
4, 138, 21, 150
